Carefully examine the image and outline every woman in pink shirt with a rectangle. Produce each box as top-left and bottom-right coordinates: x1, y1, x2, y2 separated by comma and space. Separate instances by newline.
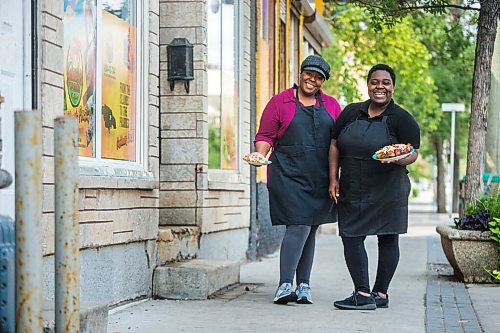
250, 55, 342, 305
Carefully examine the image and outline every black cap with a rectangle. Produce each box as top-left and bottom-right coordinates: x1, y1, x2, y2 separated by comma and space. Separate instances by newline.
300, 55, 330, 80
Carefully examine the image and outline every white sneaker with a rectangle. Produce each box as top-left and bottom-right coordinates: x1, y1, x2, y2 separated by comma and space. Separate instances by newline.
296, 282, 314, 304
273, 282, 297, 304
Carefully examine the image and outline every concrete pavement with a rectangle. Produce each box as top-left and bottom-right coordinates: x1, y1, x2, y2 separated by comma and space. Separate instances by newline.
107, 200, 500, 333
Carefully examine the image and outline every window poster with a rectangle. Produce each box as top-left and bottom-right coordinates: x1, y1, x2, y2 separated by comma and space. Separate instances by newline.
63, 0, 97, 157
100, 9, 137, 161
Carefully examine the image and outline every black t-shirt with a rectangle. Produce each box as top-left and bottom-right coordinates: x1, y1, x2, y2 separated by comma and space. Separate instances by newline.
332, 99, 421, 149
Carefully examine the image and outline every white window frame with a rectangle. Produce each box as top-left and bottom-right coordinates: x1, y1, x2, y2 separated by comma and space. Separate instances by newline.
208, 0, 244, 183
77, 0, 150, 178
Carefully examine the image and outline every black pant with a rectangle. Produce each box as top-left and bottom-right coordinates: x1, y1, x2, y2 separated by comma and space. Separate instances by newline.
341, 234, 399, 294
279, 225, 319, 285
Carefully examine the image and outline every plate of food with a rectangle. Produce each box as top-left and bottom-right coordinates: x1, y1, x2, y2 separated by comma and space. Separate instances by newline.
243, 153, 272, 166
372, 143, 414, 162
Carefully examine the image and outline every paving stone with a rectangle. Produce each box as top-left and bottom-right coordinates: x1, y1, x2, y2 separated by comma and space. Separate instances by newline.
426, 237, 482, 333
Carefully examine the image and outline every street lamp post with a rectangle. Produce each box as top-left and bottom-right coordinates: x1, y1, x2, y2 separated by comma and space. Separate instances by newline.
442, 103, 465, 215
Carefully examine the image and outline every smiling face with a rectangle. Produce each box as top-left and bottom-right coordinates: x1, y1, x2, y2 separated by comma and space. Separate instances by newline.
367, 70, 394, 107
299, 70, 325, 97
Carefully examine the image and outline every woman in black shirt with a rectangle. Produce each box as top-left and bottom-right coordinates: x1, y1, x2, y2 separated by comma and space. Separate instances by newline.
329, 64, 420, 310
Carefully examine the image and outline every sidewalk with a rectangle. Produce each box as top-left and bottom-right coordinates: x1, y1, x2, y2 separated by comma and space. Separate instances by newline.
107, 199, 500, 333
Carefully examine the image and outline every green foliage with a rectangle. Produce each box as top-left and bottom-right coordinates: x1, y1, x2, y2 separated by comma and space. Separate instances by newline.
323, 1, 477, 186
411, 11, 476, 162
407, 162, 431, 180
485, 217, 500, 281
483, 264, 500, 281
455, 190, 500, 232
343, 0, 480, 32
489, 217, 500, 244
465, 190, 500, 218
323, 5, 440, 141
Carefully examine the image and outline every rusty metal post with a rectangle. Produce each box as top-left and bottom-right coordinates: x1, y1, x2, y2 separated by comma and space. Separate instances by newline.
15, 110, 43, 332
54, 116, 80, 333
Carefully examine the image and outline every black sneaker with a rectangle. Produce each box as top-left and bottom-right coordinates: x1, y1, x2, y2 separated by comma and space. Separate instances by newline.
333, 292, 376, 310
371, 292, 389, 308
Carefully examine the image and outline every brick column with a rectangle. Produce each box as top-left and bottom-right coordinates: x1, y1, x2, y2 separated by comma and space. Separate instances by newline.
158, 0, 208, 226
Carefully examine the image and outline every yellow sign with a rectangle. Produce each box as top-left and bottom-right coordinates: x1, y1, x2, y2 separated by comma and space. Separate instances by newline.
101, 10, 137, 161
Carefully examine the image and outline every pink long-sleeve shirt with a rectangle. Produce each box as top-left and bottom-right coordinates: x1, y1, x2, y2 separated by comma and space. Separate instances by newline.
254, 87, 343, 147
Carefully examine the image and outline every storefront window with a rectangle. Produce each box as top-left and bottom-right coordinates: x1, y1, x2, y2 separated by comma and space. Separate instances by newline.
207, 0, 240, 170
63, 0, 140, 162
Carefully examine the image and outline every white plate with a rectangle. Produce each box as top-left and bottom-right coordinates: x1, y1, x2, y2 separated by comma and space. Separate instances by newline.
372, 148, 414, 162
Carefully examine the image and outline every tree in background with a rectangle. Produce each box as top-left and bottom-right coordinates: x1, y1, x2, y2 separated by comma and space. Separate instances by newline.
322, 5, 440, 130
411, 12, 475, 212
325, 0, 499, 209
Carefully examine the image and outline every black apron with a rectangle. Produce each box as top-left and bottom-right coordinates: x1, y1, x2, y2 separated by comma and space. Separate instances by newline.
268, 88, 337, 226
336, 115, 411, 237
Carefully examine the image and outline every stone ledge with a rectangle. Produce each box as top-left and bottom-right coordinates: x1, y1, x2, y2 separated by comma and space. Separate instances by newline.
79, 175, 158, 190
208, 181, 247, 192
153, 259, 240, 300
42, 301, 108, 333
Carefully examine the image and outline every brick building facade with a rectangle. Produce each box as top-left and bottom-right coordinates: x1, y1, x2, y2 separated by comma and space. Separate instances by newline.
0, 0, 333, 310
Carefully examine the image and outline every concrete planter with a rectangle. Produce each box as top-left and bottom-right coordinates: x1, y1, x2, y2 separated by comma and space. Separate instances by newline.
436, 225, 500, 283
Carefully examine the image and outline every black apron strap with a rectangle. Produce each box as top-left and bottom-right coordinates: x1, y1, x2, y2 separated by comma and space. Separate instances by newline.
294, 86, 324, 109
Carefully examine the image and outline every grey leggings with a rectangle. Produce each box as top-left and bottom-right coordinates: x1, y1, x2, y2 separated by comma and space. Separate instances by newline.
279, 225, 319, 285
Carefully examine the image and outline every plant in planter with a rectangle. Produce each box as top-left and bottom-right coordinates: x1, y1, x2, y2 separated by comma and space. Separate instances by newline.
453, 208, 490, 231
436, 190, 500, 283
484, 217, 500, 281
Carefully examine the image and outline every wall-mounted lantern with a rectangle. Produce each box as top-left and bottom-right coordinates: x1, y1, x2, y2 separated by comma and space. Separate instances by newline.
167, 38, 194, 94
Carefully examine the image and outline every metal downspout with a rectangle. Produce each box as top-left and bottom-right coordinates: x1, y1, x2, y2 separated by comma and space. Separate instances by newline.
248, 0, 258, 261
